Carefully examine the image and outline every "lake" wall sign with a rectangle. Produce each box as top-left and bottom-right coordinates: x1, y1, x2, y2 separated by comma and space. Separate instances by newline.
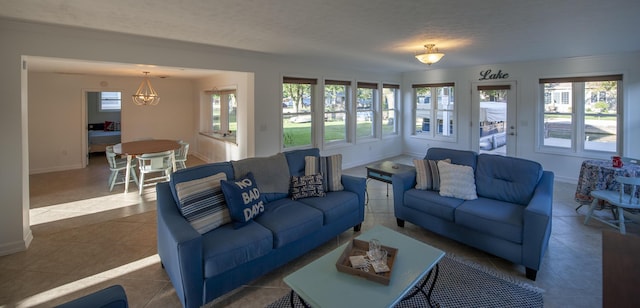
479, 69, 509, 80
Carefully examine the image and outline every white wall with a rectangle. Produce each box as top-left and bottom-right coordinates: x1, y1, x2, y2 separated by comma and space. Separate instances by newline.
0, 18, 402, 255
402, 52, 640, 182
28, 72, 195, 173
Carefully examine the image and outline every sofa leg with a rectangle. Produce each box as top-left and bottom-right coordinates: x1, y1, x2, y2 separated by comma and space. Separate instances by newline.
525, 268, 537, 281
353, 223, 362, 232
396, 218, 405, 228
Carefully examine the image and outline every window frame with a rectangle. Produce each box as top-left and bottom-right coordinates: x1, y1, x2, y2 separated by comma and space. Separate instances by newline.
356, 81, 378, 141
200, 88, 238, 142
323, 79, 351, 146
98, 91, 122, 112
412, 82, 457, 141
538, 74, 623, 157
382, 83, 399, 137
282, 76, 317, 150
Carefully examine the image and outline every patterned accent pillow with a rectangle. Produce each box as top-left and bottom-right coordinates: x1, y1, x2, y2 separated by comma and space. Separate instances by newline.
220, 172, 266, 228
437, 161, 478, 200
414, 158, 451, 190
290, 174, 326, 200
175, 172, 230, 234
304, 154, 344, 192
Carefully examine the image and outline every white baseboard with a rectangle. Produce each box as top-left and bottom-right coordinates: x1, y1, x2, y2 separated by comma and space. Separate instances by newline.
0, 229, 32, 257
30, 163, 84, 175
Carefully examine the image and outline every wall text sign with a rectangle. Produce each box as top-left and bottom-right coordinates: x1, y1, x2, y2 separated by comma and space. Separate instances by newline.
479, 69, 509, 80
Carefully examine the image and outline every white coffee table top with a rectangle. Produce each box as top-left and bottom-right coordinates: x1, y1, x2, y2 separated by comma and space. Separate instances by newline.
284, 225, 445, 308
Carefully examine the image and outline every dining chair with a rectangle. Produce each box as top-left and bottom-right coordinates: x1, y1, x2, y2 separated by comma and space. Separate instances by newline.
105, 146, 139, 192
584, 175, 640, 234
137, 150, 173, 195
174, 140, 189, 170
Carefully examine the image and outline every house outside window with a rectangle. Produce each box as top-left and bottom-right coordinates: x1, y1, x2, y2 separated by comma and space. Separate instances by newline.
356, 82, 378, 140
382, 84, 399, 136
99, 91, 121, 112
324, 79, 350, 145
283, 76, 317, 148
540, 74, 622, 154
413, 83, 456, 139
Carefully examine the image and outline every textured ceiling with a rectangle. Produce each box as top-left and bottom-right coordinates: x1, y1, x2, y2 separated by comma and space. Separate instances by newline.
3, 0, 640, 76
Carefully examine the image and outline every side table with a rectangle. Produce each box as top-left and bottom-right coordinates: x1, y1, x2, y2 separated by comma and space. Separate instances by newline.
366, 161, 415, 197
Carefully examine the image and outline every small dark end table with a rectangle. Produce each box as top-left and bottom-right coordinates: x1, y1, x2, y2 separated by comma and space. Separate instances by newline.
366, 161, 415, 197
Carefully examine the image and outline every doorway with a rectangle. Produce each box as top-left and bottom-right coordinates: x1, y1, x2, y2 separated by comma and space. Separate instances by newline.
83, 90, 122, 166
471, 82, 517, 156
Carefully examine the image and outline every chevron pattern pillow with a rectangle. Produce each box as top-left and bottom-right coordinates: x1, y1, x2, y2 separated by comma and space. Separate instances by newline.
290, 173, 326, 200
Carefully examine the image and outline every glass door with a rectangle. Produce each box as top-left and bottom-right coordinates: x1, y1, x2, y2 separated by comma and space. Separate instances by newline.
471, 82, 517, 156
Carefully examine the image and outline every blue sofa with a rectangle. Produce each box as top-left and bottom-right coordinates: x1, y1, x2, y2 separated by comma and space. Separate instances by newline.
392, 148, 553, 280
156, 148, 366, 308
55, 285, 128, 308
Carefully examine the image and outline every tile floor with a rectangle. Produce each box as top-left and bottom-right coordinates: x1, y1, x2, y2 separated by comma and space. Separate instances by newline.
0, 153, 636, 307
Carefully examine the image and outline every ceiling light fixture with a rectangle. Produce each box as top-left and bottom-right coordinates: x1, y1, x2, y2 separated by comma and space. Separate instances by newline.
132, 72, 160, 106
415, 44, 445, 65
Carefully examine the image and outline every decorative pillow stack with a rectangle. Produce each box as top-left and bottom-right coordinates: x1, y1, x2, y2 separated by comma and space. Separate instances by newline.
413, 158, 451, 190
304, 154, 344, 192
174, 172, 231, 234
220, 172, 267, 228
437, 160, 478, 200
290, 174, 326, 200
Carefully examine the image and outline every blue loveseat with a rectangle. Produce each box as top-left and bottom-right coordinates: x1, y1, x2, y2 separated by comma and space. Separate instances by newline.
156, 148, 366, 308
392, 148, 553, 280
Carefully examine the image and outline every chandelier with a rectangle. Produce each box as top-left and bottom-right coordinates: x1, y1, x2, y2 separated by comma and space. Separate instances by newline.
415, 44, 445, 65
132, 72, 160, 106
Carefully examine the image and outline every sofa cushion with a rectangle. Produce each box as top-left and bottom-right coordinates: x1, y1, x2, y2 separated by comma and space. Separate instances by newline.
231, 153, 290, 193
438, 161, 478, 200
170, 162, 234, 206
475, 154, 543, 205
305, 154, 344, 191
414, 158, 450, 191
290, 174, 326, 200
285, 148, 321, 177
297, 190, 359, 225
202, 222, 273, 278
221, 172, 266, 228
254, 198, 323, 248
175, 172, 230, 234
455, 197, 524, 244
404, 189, 465, 222
425, 147, 478, 171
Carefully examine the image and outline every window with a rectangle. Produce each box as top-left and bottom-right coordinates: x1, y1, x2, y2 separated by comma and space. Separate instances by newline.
283, 77, 316, 148
324, 80, 350, 144
382, 84, 399, 136
412, 83, 455, 138
99, 91, 121, 112
356, 82, 377, 140
540, 75, 622, 154
203, 89, 237, 140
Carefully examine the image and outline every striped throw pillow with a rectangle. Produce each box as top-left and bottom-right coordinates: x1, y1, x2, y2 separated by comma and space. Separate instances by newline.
175, 172, 230, 234
414, 158, 451, 191
304, 154, 344, 192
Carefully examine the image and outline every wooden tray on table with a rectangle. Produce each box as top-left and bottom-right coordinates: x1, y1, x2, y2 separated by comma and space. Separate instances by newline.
335, 238, 398, 285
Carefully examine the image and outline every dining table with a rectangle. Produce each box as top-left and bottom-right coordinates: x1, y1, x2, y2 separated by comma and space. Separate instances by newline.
112, 139, 181, 193
574, 159, 640, 211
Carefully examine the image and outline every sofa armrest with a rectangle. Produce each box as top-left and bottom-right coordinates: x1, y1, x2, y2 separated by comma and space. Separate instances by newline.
391, 170, 416, 213
342, 174, 366, 221
56, 285, 128, 308
522, 171, 554, 271
156, 182, 204, 308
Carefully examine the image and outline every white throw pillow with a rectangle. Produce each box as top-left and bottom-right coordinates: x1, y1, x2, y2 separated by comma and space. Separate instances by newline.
437, 161, 478, 200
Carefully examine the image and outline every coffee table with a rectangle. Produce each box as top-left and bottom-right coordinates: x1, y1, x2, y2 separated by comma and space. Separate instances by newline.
284, 225, 445, 308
